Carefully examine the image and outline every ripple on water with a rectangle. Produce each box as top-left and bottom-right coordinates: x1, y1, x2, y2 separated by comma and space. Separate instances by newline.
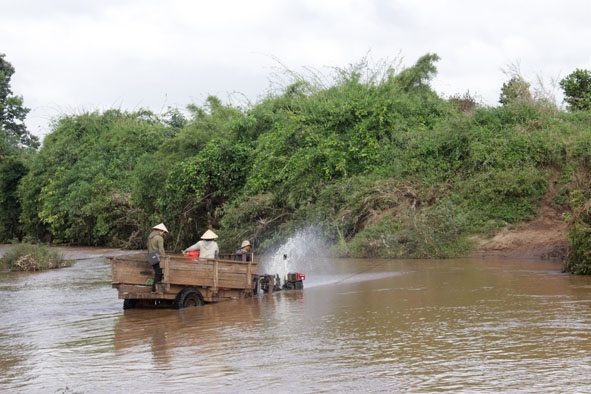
2, 255, 591, 392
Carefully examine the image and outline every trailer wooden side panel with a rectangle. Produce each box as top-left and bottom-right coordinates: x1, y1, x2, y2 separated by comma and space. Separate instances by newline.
111, 256, 153, 285
214, 259, 255, 289
166, 261, 216, 287
110, 255, 258, 293
218, 272, 255, 289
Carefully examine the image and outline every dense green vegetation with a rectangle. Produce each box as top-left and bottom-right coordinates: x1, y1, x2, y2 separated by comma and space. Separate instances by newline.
3, 52, 591, 272
0, 53, 39, 242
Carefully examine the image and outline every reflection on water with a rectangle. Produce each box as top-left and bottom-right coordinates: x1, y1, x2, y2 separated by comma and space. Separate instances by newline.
2, 254, 591, 392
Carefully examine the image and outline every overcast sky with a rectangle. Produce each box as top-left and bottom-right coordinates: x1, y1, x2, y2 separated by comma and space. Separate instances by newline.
2, 0, 590, 141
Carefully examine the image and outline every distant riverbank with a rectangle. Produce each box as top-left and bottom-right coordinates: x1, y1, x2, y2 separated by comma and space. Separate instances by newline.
0, 245, 138, 261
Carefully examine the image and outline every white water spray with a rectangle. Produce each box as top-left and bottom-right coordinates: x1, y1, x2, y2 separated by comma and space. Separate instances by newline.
259, 227, 328, 282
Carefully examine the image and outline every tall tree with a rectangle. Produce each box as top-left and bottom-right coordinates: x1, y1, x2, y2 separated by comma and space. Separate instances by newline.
560, 68, 591, 111
0, 156, 28, 241
394, 53, 441, 94
499, 77, 532, 105
0, 54, 38, 241
0, 53, 39, 153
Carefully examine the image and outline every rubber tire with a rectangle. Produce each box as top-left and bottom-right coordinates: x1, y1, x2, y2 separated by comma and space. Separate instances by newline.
123, 299, 137, 309
253, 278, 259, 295
174, 287, 204, 309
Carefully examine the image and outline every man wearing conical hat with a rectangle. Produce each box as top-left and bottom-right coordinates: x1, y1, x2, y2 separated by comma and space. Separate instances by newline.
183, 229, 219, 260
147, 223, 168, 291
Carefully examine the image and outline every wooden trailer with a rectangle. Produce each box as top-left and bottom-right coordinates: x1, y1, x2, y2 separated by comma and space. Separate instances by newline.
110, 253, 259, 309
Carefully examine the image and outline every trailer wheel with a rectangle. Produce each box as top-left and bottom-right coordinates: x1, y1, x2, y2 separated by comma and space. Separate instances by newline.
123, 299, 137, 309
174, 287, 204, 309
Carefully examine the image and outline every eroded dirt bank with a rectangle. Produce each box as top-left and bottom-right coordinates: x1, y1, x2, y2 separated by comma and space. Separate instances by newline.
471, 204, 568, 260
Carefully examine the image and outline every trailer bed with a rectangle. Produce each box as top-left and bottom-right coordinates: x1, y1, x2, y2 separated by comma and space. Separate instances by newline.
110, 253, 258, 308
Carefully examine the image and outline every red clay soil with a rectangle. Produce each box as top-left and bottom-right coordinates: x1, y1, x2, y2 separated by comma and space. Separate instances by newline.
471, 203, 568, 260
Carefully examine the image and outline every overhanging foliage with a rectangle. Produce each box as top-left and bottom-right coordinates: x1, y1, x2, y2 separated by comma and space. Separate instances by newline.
6, 54, 591, 268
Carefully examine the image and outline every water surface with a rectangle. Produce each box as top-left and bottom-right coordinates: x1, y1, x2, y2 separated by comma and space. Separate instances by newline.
1, 254, 591, 393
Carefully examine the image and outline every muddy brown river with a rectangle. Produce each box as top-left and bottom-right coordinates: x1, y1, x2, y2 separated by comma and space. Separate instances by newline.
2, 246, 591, 393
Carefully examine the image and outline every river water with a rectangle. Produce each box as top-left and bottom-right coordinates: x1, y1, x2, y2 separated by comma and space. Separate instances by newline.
2, 249, 591, 393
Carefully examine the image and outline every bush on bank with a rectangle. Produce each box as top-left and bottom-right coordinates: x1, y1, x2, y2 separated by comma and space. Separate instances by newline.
0, 244, 69, 271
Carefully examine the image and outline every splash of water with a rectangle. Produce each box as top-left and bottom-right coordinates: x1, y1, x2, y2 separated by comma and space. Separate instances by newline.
259, 227, 328, 280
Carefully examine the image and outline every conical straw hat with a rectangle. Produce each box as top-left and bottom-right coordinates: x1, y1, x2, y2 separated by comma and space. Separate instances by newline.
201, 229, 218, 240
152, 223, 168, 233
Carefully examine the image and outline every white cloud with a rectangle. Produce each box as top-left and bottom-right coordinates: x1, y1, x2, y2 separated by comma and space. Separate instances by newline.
1, 0, 590, 140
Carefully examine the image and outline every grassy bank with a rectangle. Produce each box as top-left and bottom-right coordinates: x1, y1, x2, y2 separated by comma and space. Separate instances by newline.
0, 244, 70, 271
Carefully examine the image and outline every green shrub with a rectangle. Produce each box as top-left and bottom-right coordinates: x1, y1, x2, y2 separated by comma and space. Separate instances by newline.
0, 244, 69, 271
565, 192, 591, 274
219, 193, 294, 253
459, 166, 548, 229
345, 201, 474, 259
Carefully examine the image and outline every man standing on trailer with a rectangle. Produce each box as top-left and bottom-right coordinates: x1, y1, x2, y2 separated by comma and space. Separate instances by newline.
147, 223, 168, 291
